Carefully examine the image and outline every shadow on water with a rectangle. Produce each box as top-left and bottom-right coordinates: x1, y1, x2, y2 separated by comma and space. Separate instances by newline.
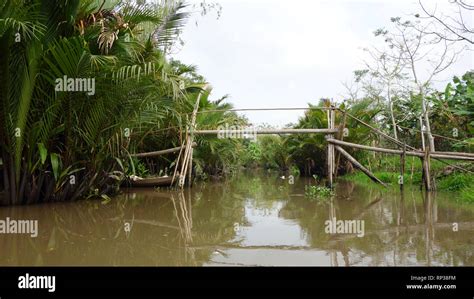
0, 171, 473, 266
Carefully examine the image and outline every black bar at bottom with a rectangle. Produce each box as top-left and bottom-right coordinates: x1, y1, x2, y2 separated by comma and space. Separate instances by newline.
0, 267, 471, 298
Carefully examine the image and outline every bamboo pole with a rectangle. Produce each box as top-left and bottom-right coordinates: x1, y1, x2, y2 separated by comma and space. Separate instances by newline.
194, 128, 339, 135
423, 147, 432, 191
434, 151, 474, 157
326, 139, 474, 161
178, 125, 191, 187
179, 130, 191, 188
187, 148, 193, 186
430, 153, 474, 161
400, 144, 406, 190
131, 143, 197, 158
341, 109, 409, 150
331, 108, 336, 177
334, 111, 347, 179
196, 107, 335, 114
419, 116, 426, 191
429, 147, 436, 191
328, 139, 422, 156
326, 108, 333, 188
179, 84, 208, 188
172, 128, 185, 185
334, 145, 387, 187
338, 109, 471, 186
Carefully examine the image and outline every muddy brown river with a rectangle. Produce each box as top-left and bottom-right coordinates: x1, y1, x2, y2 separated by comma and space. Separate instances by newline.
0, 171, 473, 266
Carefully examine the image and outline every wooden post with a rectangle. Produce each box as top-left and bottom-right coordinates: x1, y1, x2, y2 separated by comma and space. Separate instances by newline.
423, 146, 432, 191
179, 84, 208, 188
429, 148, 436, 191
171, 128, 184, 185
331, 107, 336, 177
419, 116, 427, 191
187, 147, 193, 187
326, 107, 334, 188
400, 144, 406, 191
334, 111, 346, 179
178, 122, 190, 187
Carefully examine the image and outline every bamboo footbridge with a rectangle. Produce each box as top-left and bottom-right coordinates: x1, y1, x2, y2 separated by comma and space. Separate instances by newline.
131, 89, 474, 191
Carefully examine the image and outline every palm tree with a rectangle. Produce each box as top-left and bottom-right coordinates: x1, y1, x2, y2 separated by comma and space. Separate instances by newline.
285, 99, 380, 176
0, 0, 190, 205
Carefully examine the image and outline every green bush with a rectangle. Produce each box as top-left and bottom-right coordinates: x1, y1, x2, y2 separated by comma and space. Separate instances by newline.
437, 174, 474, 191
459, 188, 474, 203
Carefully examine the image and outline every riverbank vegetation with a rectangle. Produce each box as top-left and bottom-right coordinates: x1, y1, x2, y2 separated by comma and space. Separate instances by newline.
0, 0, 242, 205
344, 157, 474, 203
1, 0, 473, 205
238, 70, 474, 203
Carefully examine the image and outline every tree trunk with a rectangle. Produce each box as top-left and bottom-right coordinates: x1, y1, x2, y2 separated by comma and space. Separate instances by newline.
420, 89, 435, 152
388, 85, 398, 140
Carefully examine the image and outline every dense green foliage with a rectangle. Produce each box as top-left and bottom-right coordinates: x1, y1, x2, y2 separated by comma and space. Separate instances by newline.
390, 71, 474, 152
0, 0, 241, 204
0, 1, 472, 206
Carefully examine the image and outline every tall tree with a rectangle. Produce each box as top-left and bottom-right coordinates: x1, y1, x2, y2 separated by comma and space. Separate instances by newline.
358, 31, 407, 140
416, 0, 474, 45
375, 17, 461, 151
0, 0, 191, 205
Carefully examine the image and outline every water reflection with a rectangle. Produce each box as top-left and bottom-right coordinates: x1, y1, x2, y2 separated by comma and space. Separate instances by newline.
0, 172, 473, 266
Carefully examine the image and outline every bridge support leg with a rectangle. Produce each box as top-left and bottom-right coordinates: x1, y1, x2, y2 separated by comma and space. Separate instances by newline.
326, 107, 335, 188
400, 144, 405, 191
422, 146, 435, 191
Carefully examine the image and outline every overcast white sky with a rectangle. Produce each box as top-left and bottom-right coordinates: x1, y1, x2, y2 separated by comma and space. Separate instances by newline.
175, 0, 474, 127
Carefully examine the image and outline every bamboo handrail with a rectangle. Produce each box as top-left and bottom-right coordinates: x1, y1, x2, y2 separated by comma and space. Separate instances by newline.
434, 151, 474, 157
195, 106, 337, 114
328, 139, 423, 156
194, 128, 339, 134
131, 143, 197, 158
338, 109, 415, 150
327, 139, 474, 161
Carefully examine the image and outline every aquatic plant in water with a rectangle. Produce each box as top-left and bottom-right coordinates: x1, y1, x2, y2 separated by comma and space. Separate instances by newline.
304, 185, 333, 202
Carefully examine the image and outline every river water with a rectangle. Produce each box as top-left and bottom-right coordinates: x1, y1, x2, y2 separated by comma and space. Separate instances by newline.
0, 171, 473, 266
